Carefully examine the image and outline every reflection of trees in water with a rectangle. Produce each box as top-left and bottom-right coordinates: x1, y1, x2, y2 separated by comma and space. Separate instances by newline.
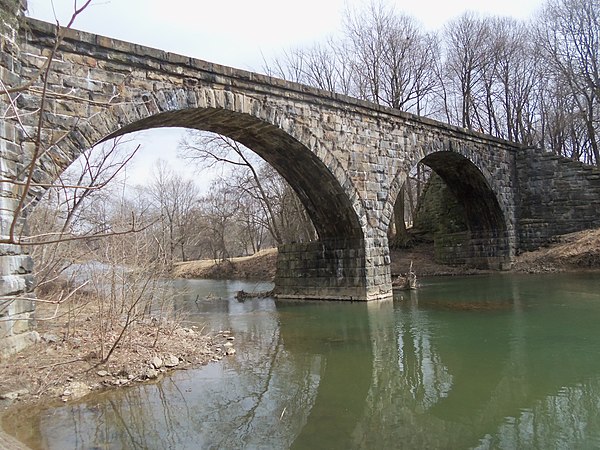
188, 320, 321, 449
23, 277, 600, 449
396, 297, 453, 410
352, 296, 458, 449
35, 294, 320, 449
38, 380, 194, 449
352, 287, 600, 449
477, 379, 600, 449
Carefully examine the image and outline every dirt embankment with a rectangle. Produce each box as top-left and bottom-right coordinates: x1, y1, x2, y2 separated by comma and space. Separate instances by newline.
172, 248, 278, 280
173, 228, 600, 280
512, 228, 600, 273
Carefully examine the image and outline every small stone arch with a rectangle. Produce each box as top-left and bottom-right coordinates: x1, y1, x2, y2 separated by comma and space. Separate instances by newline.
384, 136, 512, 269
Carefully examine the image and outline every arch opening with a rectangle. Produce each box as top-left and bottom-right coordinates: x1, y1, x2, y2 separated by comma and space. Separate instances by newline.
30, 105, 372, 300
389, 152, 509, 270
104, 108, 363, 242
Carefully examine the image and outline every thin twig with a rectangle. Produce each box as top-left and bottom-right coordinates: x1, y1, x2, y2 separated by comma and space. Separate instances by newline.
1, 218, 157, 246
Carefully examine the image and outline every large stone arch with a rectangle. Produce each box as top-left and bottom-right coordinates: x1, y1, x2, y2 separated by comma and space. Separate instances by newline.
33, 88, 378, 300
39, 87, 365, 241
384, 136, 513, 269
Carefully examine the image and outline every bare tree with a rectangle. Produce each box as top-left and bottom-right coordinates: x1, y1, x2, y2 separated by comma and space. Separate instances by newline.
250, 165, 316, 244
26, 138, 140, 296
178, 130, 318, 253
264, 38, 354, 95
342, 1, 440, 114
181, 132, 306, 246
0, 2, 196, 366
441, 12, 494, 130
0, 0, 97, 244
535, 0, 600, 164
198, 179, 242, 261
143, 160, 200, 265
490, 18, 540, 144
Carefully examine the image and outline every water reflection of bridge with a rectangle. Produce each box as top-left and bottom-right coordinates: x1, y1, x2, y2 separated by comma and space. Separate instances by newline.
277, 278, 600, 449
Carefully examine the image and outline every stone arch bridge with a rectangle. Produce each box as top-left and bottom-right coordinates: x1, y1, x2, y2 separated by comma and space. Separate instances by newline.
2, 16, 600, 353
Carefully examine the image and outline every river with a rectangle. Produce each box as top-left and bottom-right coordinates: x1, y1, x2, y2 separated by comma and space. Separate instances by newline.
4, 273, 600, 449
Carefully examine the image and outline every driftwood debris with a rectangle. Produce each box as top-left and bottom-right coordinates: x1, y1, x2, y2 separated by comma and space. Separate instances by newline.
392, 261, 418, 290
235, 289, 274, 301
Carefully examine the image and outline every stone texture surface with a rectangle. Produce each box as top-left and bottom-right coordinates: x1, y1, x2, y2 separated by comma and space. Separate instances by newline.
517, 148, 600, 252
1, 4, 37, 359
1, 13, 599, 355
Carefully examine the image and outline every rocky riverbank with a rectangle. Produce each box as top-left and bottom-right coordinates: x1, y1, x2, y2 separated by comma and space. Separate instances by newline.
0, 302, 236, 410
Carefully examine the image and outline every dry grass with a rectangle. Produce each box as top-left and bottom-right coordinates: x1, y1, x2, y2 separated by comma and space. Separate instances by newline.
172, 248, 278, 280
513, 228, 600, 272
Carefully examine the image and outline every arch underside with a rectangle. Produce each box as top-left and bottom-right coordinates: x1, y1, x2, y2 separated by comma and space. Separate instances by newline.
105, 108, 363, 242
419, 152, 509, 269
98, 107, 375, 300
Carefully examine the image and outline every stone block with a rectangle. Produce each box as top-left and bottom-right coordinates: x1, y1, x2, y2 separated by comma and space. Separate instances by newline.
6, 296, 34, 315
0, 274, 26, 296
0, 330, 40, 359
10, 313, 32, 334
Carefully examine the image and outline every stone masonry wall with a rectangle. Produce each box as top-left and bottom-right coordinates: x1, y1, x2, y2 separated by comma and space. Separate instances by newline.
275, 239, 370, 301
0, 1, 39, 358
517, 148, 600, 251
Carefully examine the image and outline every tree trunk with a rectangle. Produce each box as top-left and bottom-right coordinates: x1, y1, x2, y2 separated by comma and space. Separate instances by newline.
391, 186, 411, 248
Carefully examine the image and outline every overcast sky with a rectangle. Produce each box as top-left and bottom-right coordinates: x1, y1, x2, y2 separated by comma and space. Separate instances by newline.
26, 0, 545, 189
27, 0, 544, 69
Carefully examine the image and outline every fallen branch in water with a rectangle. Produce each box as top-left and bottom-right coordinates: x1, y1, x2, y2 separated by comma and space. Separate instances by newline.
235, 289, 274, 301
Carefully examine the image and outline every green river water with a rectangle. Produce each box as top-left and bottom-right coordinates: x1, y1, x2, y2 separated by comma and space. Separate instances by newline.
5, 273, 600, 449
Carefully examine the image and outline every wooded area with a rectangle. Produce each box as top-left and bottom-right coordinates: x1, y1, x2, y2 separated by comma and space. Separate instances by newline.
268, 0, 600, 166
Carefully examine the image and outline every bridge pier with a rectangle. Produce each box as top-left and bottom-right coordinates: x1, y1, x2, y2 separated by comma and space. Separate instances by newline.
274, 238, 392, 301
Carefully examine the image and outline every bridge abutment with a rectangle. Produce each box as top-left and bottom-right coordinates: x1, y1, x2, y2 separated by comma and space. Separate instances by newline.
434, 230, 512, 270
0, 0, 39, 358
517, 148, 600, 251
